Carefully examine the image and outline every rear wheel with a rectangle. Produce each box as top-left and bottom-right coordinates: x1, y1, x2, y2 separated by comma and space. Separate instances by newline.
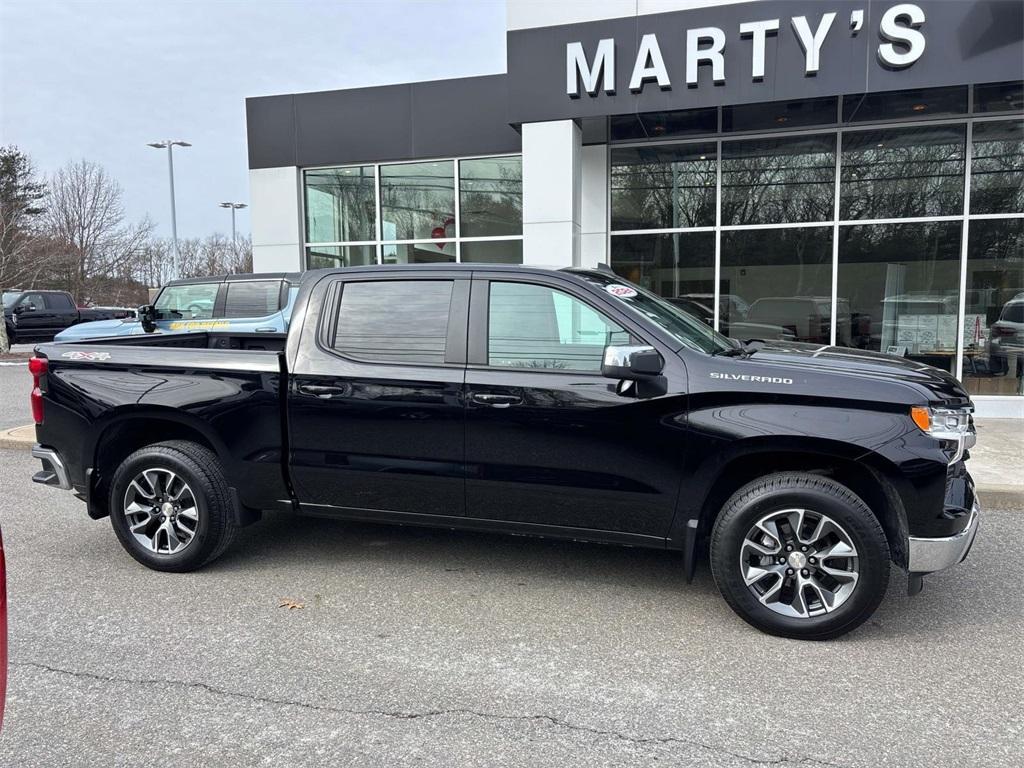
109, 440, 237, 572
710, 473, 890, 640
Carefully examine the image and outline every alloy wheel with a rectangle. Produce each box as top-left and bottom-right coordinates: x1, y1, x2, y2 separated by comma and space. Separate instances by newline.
123, 468, 199, 555
740, 508, 860, 618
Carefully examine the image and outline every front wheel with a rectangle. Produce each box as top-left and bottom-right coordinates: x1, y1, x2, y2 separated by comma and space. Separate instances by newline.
109, 440, 237, 572
710, 473, 890, 640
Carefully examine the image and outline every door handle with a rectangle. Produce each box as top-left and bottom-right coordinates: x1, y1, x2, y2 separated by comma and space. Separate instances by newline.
255, 327, 276, 333
470, 392, 522, 408
298, 383, 349, 399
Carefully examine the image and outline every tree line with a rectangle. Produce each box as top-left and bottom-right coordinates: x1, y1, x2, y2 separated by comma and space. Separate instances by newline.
1, 145, 253, 348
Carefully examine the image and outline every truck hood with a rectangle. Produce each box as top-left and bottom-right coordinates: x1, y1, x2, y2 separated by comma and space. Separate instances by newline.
741, 341, 970, 404
53, 318, 138, 341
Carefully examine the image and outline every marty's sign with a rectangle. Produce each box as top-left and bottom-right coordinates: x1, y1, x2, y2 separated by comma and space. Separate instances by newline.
567, 3, 926, 98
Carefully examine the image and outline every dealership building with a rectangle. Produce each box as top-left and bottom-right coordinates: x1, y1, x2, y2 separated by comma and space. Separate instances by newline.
246, 0, 1023, 416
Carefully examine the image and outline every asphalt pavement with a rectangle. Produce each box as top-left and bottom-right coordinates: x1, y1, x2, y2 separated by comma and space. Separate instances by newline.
0, 347, 31, 431
0, 444, 1021, 767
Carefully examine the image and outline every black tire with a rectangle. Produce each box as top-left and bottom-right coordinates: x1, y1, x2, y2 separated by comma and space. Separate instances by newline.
710, 473, 890, 641
109, 440, 237, 572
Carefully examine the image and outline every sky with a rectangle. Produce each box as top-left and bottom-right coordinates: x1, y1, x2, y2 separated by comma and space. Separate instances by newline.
0, 0, 508, 240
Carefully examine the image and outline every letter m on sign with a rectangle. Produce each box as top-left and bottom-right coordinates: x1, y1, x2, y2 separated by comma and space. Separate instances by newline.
566, 39, 615, 98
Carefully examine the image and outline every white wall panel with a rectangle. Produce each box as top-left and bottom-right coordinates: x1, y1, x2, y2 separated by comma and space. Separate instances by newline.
250, 166, 303, 272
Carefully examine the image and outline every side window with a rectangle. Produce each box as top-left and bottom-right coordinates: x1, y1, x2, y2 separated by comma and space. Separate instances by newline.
333, 280, 454, 365
154, 283, 219, 319
487, 282, 629, 371
46, 293, 74, 311
21, 292, 46, 311
224, 281, 282, 318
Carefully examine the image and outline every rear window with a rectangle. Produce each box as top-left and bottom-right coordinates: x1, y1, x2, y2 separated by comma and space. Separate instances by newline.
45, 293, 75, 311
332, 280, 454, 365
1001, 302, 1024, 323
224, 281, 282, 318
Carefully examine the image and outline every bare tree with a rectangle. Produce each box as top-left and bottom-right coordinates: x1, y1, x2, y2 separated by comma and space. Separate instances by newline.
0, 146, 48, 352
44, 160, 153, 301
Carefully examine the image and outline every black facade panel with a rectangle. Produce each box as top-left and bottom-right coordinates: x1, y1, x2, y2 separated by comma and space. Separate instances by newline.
294, 83, 414, 168
247, 75, 521, 169
410, 75, 521, 159
506, 0, 1024, 124
246, 94, 297, 168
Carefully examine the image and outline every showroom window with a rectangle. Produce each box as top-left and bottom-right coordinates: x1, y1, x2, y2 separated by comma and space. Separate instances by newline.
609, 84, 1023, 394
303, 155, 523, 267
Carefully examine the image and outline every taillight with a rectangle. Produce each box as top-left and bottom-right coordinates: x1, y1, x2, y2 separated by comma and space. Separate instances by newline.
28, 356, 47, 425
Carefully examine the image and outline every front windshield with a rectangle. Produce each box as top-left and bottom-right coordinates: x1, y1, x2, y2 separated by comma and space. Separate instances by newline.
2, 291, 22, 309
154, 283, 219, 320
575, 271, 735, 354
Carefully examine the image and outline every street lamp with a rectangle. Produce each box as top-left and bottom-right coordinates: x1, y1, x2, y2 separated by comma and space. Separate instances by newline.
147, 140, 191, 264
218, 202, 248, 248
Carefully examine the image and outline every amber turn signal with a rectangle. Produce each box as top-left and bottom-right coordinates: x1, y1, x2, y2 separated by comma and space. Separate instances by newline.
910, 406, 931, 432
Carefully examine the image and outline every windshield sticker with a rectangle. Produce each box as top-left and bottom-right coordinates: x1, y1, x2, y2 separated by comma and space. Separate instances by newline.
605, 284, 638, 299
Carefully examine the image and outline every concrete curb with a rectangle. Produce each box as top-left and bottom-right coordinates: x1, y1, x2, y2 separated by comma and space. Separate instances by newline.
0, 424, 35, 450
2, 422, 1021, 506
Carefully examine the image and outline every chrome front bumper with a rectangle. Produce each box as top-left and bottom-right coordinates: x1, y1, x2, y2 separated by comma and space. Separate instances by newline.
908, 497, 980, 573
31, 445, 72, 491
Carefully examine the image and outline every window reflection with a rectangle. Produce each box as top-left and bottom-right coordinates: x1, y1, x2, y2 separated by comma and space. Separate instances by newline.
720, 227, 836, 343
837, 222, 962, 373
840, 126, 966, 219
973, 81, 1024, 114
306, 245, 377, 269
305, 166, 376, 243
381, 242, 455, 264
610, 232, 716, 324
721, 135, 835, 225
460, 240, 523, 264
380, 161, 455, 241
723, 97, 837, 132
962, 218, 1024, 396
610, 144, 716, 230
459, 157, 522, 237
971, 120, 1024, 214
843, 86, 967, 123
610, 108, 717, 142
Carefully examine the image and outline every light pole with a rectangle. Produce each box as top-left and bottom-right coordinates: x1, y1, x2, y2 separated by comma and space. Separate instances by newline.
147, 140, 191, 264
219, 202, 248, 248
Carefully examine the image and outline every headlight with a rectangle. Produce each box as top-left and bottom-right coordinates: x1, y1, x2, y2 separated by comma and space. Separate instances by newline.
911, 406, 973, 438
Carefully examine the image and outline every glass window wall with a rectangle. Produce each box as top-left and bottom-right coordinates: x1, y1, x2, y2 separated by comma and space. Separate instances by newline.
303, 155, 522, 267
305, 166, 376, 243
840, 125, 966, 219
720, 227, 835, 343
610, 145, 716, 230
609, 96, 1022, 396
721, 135, 835, 225
962, 218, 1024, 395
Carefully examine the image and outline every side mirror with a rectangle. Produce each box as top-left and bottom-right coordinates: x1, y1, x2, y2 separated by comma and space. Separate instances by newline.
601, 345, 664, 380
15, 303, 35, 314
138, 304, 158, 333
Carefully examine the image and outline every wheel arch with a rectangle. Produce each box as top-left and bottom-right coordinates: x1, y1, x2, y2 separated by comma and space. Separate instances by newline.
675, 438, 911, 576
84, 407, 228, 520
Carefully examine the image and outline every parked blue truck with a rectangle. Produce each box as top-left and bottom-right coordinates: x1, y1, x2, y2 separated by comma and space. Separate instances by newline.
54, 273, 300, 342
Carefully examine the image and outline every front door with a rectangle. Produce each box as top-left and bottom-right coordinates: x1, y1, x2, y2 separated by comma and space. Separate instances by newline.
287, 274, 469, 518
12, 292, 52, 341
463, 275, 686, 538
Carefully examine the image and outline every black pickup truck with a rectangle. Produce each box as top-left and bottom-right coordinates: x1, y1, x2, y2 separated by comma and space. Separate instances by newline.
28, 265, 980, 639
3, 289, 133, 344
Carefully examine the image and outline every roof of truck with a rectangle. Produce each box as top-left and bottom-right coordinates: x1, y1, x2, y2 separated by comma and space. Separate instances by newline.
167, 272, 302, 287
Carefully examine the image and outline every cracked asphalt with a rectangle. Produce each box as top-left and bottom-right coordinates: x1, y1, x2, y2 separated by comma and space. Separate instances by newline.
0, 445, 1022, 767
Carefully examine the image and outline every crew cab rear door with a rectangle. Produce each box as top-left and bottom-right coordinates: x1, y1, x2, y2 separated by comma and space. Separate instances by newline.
462, 273, 684, 538
287, 272, 469, 517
